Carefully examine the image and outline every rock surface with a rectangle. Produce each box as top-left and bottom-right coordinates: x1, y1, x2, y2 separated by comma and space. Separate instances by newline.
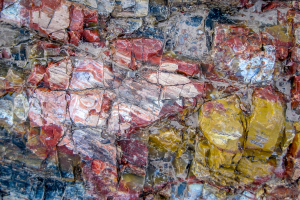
1, 0, 300, 199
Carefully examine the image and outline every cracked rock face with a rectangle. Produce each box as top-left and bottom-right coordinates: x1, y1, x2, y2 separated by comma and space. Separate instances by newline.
2, 0, 300, 199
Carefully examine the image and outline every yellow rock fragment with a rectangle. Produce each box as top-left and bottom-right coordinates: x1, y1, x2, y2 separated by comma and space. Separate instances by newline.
194, 139, 210, 166
208, 145, 237, 170
199, 95, 245, 153
289, 133, 300, 158
236, 157, 273, 181
245, 94, 285, 153
149, 127, 182, 152
294, 121, 300, 133
281, 121, 296, 151
173, 156, 188, 176
265, 25, 293, 43
120, 173, 144, 191
191, 160, 211, 178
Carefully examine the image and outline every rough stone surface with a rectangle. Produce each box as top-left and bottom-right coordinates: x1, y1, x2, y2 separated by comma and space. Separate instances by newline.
1, 0, 300, 199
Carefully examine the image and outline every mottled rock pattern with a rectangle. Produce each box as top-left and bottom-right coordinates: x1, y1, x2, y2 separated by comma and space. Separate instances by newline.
1, 0, 300, 200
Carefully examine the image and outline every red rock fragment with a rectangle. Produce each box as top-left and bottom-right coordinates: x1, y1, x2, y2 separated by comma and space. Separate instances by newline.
98, 91, 115, 127
28, 88, 68, 127
69, 59, 104, 90
291, 76, 300, 109
113, 38, 163, 70
43, 58, 73, 90
0, 0, 3, 11
68, 30, 82, 46
69, 5, 84, 31
159, 56, 200, 77
266, 185, 299, 200
2, 48, 11, 58
39, 124, 64, 148
132, 38, 163, 62
83, 8, 98, 28
68, 89, 104, 126
27, 125, 62, 160
83, 29, 100, 42
83, 160, 118, 197
262, 2, 290, 12
118, 139, 148, 171
42, 0, 61, 10
254, 85, 285, 103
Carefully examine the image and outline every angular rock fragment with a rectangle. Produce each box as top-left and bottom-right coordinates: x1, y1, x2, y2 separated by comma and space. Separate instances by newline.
107, 18, 143, 39
0, 98, 13, 128
69, 59, 104, 90
27, 64, 46, 86
236, 157, 274, 184
245, 86, 285, 159
68, 89, 104, 126
72, 128, 118, 197
14, 92, 29, 121
160, 10, 208, 59
112, 38, 163, 70
199, 95, 245, 153
112, 0, 148, 17
159, 56, 200, 77
28, 88, 68, 127
212, 24, 278, 84
43, 58, 73, 90
291, 75, 300, 110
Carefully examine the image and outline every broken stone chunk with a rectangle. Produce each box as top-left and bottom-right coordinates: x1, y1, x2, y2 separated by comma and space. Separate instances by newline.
112, 38, 163, 69
291, 75, 300, 110
112, 0, 149, 17
69, 4, 84, 31
199, 95, 245, 153
107, 18, 143, 39
73, 128, 116, 164
160, 10, 208, 59
245, 86, 285, 157
289, 132, 300, 158
117, 173, 145, 199
69, 59, 104, 90
159, 56, 200, 77
68, 89, 104, 126
83, 29, 100, 42
43, 58, 73, 90
39, 125, 64, 148
57, 145, 81, 182
236, 157, 274, 184
27, 64, 46, 86
212, 24, 278, 84
149, 127, 181, 152
13, 92, 29, 121
0, 99, 13, 127
28, 88, 68, 127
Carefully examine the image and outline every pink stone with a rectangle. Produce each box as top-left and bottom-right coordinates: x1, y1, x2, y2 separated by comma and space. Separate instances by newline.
28, 88, 68, 127
160, 56, 200, 77
43, 58, 73, 90
68, 89, 104, 126
69, 59, 104, 90
69, 4, 84, 31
